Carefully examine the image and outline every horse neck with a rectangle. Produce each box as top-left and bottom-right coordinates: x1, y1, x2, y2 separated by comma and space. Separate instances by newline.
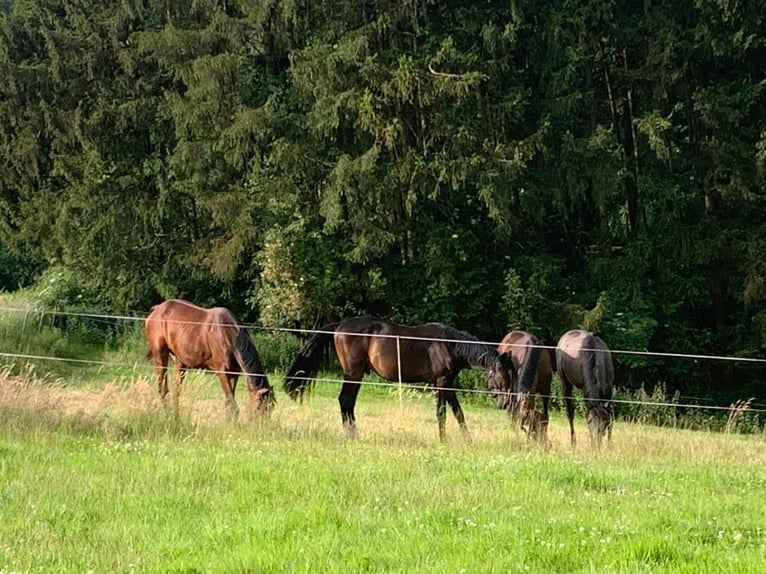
246, 371, 270, 391
452, 338, 496, 371
231, 329, 270, 390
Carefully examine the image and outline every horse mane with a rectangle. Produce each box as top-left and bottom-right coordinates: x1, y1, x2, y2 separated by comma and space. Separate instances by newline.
442, 325, 498, 369
211, 307, 270, 395
232, 329, 270, 389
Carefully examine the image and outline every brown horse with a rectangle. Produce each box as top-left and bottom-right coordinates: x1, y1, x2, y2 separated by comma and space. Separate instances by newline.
283, 316, 514, 441
144, 299, 274, 420
495, 330, 552, 443
556, 329, 613, 447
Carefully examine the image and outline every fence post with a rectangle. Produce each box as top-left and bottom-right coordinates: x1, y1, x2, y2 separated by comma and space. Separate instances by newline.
396, 335, 403, 415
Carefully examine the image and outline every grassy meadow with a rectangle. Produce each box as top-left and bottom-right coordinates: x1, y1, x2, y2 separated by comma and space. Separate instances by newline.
1, 367, 766, 574
0, 298, 765, 573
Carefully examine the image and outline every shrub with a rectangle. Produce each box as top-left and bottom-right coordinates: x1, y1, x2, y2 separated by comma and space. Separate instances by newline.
30, 267, 121, 344
251, 330, 303, 373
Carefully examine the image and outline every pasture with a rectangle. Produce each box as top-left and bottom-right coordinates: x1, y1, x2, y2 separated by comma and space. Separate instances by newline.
1, 365, 765, 573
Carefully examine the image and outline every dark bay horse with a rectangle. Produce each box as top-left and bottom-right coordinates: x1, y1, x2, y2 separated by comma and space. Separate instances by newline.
144, 299, 275, 420
283, 316, 514, 441
555, 329, 614, 447
495, 330, 552, 443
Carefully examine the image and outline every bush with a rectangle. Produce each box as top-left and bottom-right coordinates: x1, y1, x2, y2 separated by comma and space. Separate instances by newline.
30, 267, 123, 344
614, 383, 679, 427
548, 373, 585, 414
0, 243, 41, 291
251, 330, 303, 373
613, 383, 763, 433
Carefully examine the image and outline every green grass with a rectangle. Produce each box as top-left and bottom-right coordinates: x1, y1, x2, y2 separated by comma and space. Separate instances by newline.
0, 293, 142, 384
1, 294, 764, 572
1, 372, 765, 573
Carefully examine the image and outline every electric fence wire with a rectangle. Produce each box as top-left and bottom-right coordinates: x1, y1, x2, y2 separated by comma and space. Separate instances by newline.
0, 305, 764, 414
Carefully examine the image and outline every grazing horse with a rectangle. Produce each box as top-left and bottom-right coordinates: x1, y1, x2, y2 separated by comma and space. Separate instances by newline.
555, 329, 614, 447
283, 316, 514, 441
144, 299, 275, 420
495, 330, 552, 443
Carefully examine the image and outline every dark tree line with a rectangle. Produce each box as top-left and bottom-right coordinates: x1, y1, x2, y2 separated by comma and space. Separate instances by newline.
1, 0, 764, 400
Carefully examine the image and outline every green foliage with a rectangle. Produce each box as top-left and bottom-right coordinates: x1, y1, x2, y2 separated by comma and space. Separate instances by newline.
581, 292, 659, 373
0, 0, 764, 403
26, 266, 123, 344
0, 294, 104, 380
32, 267, 103, 312
251, 329, 302, 373
0, 242, 41, 291
614, 383, 680, 428
613, 383, 764, 434
252, 222, 358, 328
501, 257, 584, 341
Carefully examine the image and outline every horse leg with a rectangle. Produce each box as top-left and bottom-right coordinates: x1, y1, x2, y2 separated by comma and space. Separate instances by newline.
151, 349, 170, 400
170, 360, 186, 413
518, 391, 535, 436
563, 379, 576, 447
508, 392, 520, 423
445, 389, 472, 442
435, 389, 448, 442
539, 394, 550, 445
607, 403, 613, 443
526, 391, 551, 445
217, 373, 239, 422
338, 380, 362, 438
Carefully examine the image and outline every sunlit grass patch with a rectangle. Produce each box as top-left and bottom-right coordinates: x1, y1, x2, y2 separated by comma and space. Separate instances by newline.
1, 369, 765, 573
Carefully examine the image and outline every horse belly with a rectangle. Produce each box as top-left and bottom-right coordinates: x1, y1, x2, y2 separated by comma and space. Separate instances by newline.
367, 339, 431, 384
167, 335, 213, 370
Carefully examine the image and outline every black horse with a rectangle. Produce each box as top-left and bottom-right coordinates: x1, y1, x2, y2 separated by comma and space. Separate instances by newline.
284, 316, 514, 441
555, 329, 614, 447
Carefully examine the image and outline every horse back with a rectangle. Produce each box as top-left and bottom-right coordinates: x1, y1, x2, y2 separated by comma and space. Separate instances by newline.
556, 329, 613, 393
145, 299, 239, 369
498, 330, 536, 370
335, 317, 452, 383
499, 330, 552, 391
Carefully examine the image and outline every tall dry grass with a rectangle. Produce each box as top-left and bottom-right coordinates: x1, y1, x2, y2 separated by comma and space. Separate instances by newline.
2, 365, 764, 467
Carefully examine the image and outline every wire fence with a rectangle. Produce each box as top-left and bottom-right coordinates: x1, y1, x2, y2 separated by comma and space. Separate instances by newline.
3, 304, 766, 362
0, 305, 764, 416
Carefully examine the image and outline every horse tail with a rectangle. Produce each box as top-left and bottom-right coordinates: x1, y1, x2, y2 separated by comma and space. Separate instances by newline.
232, 328, 273, 399
582, 337, 611, 407
516, 336, 541, 394
283, 322, 340, 400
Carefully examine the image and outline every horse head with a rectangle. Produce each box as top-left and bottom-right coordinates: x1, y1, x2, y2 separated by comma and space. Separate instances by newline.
251, 386, 276, 417
586, 402, 612, 446
485, 351, 515, 408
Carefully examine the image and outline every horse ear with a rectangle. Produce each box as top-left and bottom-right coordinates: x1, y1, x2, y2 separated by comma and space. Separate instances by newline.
254, 387, 272, 403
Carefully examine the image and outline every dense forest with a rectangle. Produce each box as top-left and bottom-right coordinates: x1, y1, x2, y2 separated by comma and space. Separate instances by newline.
0, 0, 764, 401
